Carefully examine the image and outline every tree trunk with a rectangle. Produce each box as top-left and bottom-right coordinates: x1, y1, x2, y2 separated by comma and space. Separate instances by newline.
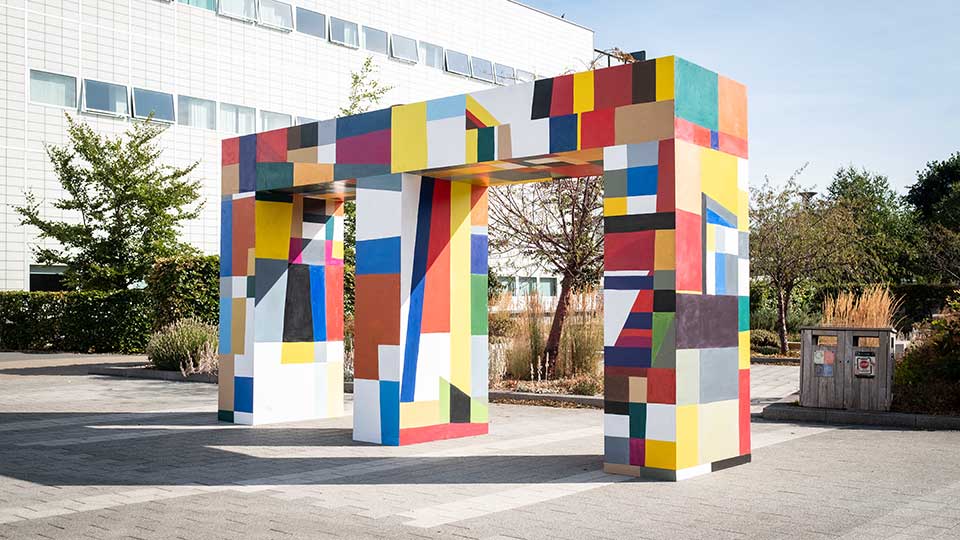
544, 275, 573, 379
775, 285, 793, 355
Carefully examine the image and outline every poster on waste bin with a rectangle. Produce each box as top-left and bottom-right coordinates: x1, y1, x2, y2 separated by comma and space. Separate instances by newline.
814, 349, 835, 376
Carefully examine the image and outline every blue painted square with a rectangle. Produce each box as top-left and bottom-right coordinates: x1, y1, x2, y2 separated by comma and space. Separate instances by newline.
604, 346, 653, 368
380, 381, 400, 446
336, 108, 392, 139
604, 275, 654, 290
234, 376, 253, 413
715, 253, 727, 295
624, 312, 653, 330
356, 237, 401, 275
626, 166, 658, 196
470, 235, 488, 274
705, 208, 735, 228
549, 114, 578, 153
309, 265, 326, 342
220, 200, 232, 276
218, 296, 231, 354
238, 134, 256, 192
710, 130, 719, 149
427, 95, 466, 121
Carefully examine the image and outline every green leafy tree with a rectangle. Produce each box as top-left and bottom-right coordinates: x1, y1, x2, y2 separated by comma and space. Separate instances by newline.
907, 152, 960, 227
15, 115, 202, 290
339, 56, 393, 314
750, 170, 863, 353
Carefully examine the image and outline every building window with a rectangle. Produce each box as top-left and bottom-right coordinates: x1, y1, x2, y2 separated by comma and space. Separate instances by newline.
495, 64, 516, 85
329, 17, 358, 48
82, 79, 128, 116
538, 277, 557, 297
516, 70, 535, 83
471, 57, 495, 83
258, 0, 293, 30
220, 102, 256, 134
261, 110, 291, 130
497, 277, 516, 296
296, 116, 317, 125
29, 70, 77, 108
132, 88, 175, 122
420, 41, 443, 69
295, 7, 325, 39
29, 265, 68, 292
390, 34, 418, 63
218, 0, 256, 21
518, 277, 538, 296
178, 0, 216, 11
178, 95, 216, 130
445, 49, 470, 76
362, 26, 388, 55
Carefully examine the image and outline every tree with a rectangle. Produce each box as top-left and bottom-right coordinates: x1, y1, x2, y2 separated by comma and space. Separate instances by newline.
340, 56, 393, 315
907, 152, 960, 226
15, 115, 201, 290
825, 166, 916, 283
750, 170, 863, 353
489, 176, 604, 377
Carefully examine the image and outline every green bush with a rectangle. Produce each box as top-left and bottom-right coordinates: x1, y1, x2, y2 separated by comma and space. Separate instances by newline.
893, 293, 960, 415
750, 329, 779, 349
146, 318, 218, 374
146, 255, 219, 329
0, 290, 151, 353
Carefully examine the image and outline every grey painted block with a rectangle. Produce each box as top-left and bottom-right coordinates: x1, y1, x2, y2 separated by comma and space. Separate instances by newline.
699, 347, 739, 403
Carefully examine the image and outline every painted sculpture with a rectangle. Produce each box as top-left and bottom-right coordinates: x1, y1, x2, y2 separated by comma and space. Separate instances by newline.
218, 55, 750, 480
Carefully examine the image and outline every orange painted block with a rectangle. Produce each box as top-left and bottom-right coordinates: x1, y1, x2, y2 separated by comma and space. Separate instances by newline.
719, 76, 748, 140
354, 273, 400, 380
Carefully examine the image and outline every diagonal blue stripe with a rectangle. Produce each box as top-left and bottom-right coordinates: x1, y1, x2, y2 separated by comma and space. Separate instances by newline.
401, 178, 434, 402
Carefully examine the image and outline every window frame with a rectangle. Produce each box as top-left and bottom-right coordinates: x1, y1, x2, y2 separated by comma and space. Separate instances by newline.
361, 25, 388, 55
328, 16, 359, 48
295, 7, 326, 39
444, 49, 471, 77
516, 69, 535, 83
220, 102, 257, 135
131, 87, 176, 123
81, 78, 129, 117
470, 56, 495, 83
494, 63, 516, 85
177, 0, 216, 11
217, 0, 257, 23
419, 41, 443, 69
295, 116, 317, 125
257, 0, 293, 31
260, 110, 292, 131
538, 277, 558, 297
177, 95, 218, 130
28, 69, 78, 110
389, 34, 418, 64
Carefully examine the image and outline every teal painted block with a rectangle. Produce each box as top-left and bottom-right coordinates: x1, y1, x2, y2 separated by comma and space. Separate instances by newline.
675, 58, 718, 131
256, 162, 294, 191
629, 403, 646, 438
738, 295, 750, 332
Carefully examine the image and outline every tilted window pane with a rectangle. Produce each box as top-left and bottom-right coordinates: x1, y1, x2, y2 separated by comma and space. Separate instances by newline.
419, 41, 443, 69
132, 88, 175, 122
518, 277, 537, 296
390, 34, 418, 63
471, 57, 495, 82
516, 70, 535, 83
259, 0, 292, 30
363, 26, 387, 54
538, 278, 557, 297
261, 110, 291, 131
30, 70, 76, 107
178, 0, 216, 11
296, 116, 317, 125
445, 50, 470, 76
178, 95, 216, 129
219, 0, 256, 20
495, 64, 516, 85
83, 80, 128, 115
220, 102, 256, 135
497, 277, 516, 296
330, 17, 358, 47
296, 7, 325, 39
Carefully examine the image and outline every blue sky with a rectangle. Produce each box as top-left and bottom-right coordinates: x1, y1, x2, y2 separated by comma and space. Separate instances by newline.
525, 0, 960, 194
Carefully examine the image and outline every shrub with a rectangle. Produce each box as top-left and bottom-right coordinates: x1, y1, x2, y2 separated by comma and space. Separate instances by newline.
146, 255, 219, 330
0, 290, 151, 353
750, 329, 779, 349
505, 294, 547, 380
568, 373, 603, 396
146, 318, 218, 374
893, 292, 960, 415
820, 285, 902, 329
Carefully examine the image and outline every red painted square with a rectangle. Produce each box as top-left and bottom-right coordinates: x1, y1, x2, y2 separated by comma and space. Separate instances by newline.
692, 124, 712, 148
222, 137, 240, 165
739, 369, 751, 455
631, 290, 653, 312
675, 210, 702, 292
550, 74, 574, 117
646, 368, 676, 404
336, 129, 391, 164
674, 117, 696, 143
325, 265, 344, 341
629, 438, 645, 466
594, 64, 633, 110
256, 128, 288, 162
580, 108, 615, 149
604, 230, 655, 271
656, 139, 675, 212
719, 133, 749, 159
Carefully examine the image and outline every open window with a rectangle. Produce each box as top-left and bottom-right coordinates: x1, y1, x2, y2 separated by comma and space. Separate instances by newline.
259, 0, 293, 31
390, 34, 418, 63
82, 79, 128, 116
445, 49, 470, 76
132, 88, 175, 122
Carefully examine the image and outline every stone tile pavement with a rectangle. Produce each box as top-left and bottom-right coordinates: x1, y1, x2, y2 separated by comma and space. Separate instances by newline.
1, 354, 958, 539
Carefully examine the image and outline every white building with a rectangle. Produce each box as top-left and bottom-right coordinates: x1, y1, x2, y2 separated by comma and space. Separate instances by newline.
0, 0, 594, 291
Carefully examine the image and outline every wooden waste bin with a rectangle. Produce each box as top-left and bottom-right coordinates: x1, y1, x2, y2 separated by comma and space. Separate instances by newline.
799, 326, 894, 411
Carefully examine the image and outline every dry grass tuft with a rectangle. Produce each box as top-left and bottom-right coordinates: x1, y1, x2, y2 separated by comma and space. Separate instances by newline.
820, 285, 902, 329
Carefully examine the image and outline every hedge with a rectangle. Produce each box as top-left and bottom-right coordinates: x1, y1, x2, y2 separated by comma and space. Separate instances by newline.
146, 255, 219, 329
0, 290, 152, 353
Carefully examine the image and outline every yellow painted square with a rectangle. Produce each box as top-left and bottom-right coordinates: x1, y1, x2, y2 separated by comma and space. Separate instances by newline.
628, 376, 647, 402
739, 331, 750, 369
698, 400, 740, 464
675, 404, 699, 469
644, 440, 677, 470
391, 102, 428, 173
246, 248, 256, 276
327, 361, 344, 416
656, 56, 675, 101
673, 140, 701, 215
604, 197, 627, 216
706, 224, 716, 253
573, 71, 594, 113
400, 400, 440, 429
255, 200, 293, 260
700, 147, 739, 215
465, 129, 478, 164
450, 182, 472, 393
654, 229, 675, 270
738, 189, 749, 231
281, 342, 314, 364
332, 241, 343, 260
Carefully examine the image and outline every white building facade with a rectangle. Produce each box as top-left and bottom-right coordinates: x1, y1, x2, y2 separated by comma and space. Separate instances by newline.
0, 0, 593, 291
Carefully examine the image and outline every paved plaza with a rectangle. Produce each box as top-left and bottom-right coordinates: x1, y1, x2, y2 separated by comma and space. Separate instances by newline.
1, 354, 959, 539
